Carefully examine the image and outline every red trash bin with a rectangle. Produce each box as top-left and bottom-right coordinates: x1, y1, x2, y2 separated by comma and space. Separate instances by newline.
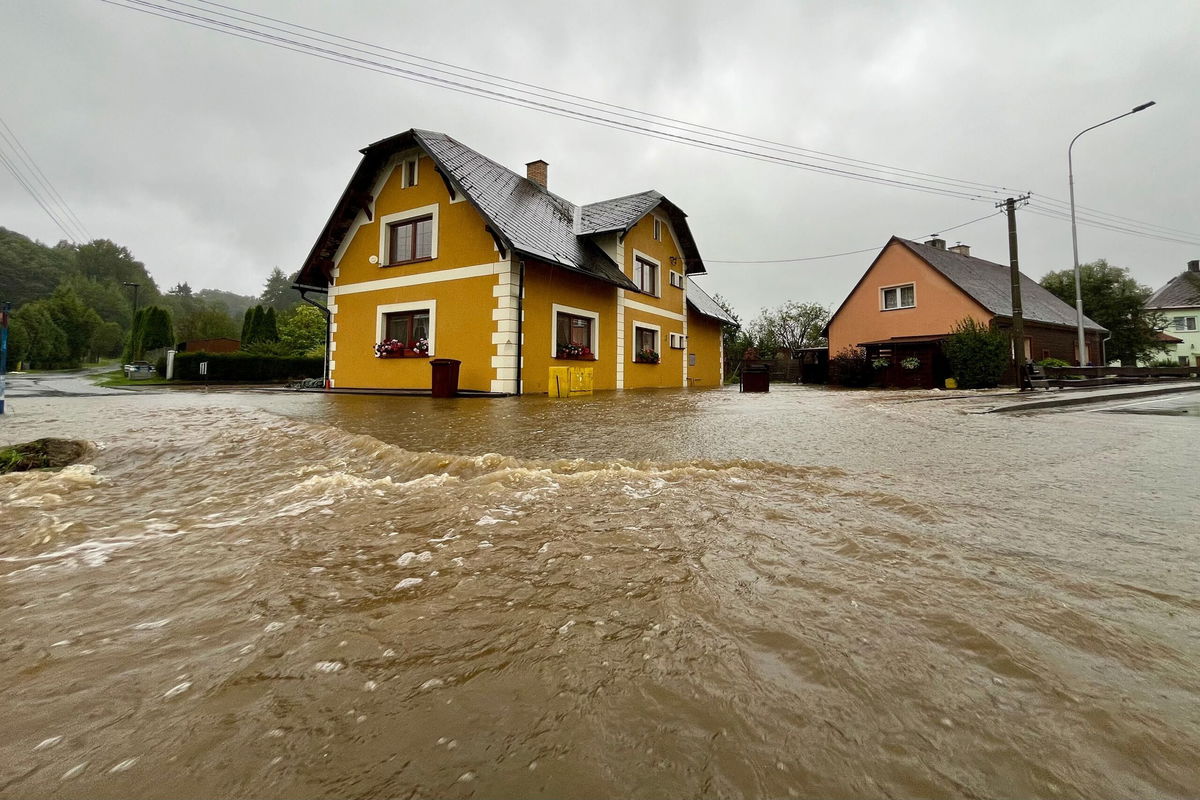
430, 358, 461, 397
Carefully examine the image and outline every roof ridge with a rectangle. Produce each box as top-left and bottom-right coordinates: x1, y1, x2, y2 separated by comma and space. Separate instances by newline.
582, 189, 662, 208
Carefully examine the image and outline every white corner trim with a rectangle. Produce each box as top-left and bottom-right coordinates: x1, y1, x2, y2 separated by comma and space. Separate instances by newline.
376, 299, 437, 356
622, 297, 686, 323
631, 248, 661, 297
378, 203, 440, 265
550, 303, 601, 359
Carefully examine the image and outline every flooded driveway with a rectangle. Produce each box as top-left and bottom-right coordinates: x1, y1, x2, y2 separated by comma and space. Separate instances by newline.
1, 386, 1197, 798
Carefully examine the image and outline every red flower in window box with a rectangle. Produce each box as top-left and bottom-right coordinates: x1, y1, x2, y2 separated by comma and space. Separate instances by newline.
556, 343, 595, 360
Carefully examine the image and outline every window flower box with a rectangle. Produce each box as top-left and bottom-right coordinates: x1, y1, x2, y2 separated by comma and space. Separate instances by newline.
556, 344, 595, 361
635, 348, 660, 364
375, 338, 429, 358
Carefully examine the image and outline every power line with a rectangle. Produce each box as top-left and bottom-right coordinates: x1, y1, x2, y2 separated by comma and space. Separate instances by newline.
0, 147, 80, 242
94, 0, 1197, 249
705, 211, 1004, 264
101, 0, 1006, 204
0, 115, 91, 241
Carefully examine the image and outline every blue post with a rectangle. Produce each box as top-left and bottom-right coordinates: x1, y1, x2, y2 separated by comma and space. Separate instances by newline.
0, 302, 10, 414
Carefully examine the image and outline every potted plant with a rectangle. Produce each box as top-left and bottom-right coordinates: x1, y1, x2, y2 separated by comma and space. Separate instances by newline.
900, 356, 921, 370
556, 343, 594, 360
374, 339, 405, 357
636, 348, 660, 364
871, 357, 890, 370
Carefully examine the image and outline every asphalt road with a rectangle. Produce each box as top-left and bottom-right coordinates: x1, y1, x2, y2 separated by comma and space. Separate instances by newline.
2, 366, 135, 399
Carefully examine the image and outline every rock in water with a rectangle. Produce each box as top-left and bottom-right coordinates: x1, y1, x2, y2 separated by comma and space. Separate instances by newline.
0, 438, 90, 474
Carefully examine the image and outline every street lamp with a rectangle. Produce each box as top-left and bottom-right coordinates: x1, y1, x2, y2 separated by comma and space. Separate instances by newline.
1068, 100, 1156, 365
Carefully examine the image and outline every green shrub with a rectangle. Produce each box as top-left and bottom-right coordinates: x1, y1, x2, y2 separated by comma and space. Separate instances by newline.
829, 347, 875, 387
943, 318, 1009, 388
1036, 357, 1071, 368
1147, 357, 1179, 368
172, 351, 322, 382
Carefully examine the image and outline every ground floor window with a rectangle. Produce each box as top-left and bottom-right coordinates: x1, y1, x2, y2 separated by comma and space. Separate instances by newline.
376, 308, 430, 356
556, 312, 595, 360
634, 326, 659, 363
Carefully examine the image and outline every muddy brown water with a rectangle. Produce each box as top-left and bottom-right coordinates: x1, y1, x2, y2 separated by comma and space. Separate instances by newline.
1, 386, 1197, 799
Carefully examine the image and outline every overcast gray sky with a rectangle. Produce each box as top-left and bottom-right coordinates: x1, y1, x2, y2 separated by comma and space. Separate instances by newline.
3, 0, 1197, 321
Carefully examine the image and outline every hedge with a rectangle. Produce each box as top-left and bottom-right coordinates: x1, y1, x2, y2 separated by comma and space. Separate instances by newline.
171, 351, 323, 382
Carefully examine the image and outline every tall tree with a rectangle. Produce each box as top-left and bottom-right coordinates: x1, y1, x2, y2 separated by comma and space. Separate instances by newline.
278, 304, 327, 356
713, 293, 749, 376
748, 301, 830, 357
260, 267, 298, 311
45, 285, 103, 365
0, 227, 73, 307
1040, 260, 1168, 365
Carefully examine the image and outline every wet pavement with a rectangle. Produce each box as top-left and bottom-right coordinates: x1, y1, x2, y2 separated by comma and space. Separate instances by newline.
2, 367, 135, 400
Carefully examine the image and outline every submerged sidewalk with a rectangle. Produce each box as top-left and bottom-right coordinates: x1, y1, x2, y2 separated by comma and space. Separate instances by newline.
981, 380, 1200, 413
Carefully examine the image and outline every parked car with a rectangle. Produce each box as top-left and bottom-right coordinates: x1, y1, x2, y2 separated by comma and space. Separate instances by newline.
123, 361, 157, 379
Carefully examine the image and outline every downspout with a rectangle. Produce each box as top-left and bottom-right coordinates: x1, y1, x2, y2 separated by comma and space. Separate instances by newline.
1101, 331, 1112, 367
294, 283, 331, 388
516, 260, 525, 396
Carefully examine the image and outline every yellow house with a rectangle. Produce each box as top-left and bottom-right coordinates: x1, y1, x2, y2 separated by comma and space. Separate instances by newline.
296, 129, 733, 394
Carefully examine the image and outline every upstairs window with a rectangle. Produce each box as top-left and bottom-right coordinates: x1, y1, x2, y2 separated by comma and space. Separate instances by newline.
1171, 316, 1197, 332
653, 217, 662, 241
634, 255, 659, 295
881, 283, 915, 310
388, 215, 433, 265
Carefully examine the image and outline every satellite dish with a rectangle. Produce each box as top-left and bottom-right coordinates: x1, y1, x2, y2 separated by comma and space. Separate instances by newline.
368, 255, 379, 264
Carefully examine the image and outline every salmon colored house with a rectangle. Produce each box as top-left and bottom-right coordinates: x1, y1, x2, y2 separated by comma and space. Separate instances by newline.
826, 237, 1106, 387
295, 129, 733, 394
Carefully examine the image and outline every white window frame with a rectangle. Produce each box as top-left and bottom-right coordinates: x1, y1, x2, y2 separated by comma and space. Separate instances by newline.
881, 283, 916, 310
550, 303, 600, 359
376, 299, 436, 356
1170, 316, 1197, 332
378, 204, 439, 265
400, 156, 419, 189
668, 332, 686, 349
631, 321, 661, 362
669, 270, 684, 289
653, 217, 662, 241
631, 249, 661, 297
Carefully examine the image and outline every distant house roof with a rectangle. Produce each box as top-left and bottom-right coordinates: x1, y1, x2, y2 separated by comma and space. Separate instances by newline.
1146, 271, 1200, 310
893, 238, 1107, 331
686, 280, 737, 325
297, 129, 706, 289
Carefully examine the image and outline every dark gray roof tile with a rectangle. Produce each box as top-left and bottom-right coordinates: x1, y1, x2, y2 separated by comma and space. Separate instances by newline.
896, 238, 1106, 331
1147, 272, 1200, 309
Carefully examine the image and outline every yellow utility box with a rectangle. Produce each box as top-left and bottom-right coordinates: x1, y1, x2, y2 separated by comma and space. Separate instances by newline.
548, 366, 594, 397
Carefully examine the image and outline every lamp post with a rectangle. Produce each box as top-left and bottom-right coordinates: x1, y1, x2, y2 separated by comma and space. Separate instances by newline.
1068, 100, 1156, 365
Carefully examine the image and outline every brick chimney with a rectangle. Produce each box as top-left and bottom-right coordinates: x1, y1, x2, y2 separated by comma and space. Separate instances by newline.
948, 243, 970, 256
526, 160, 548, 189
925, 237, 946, 250
1188, 259, 1199, 272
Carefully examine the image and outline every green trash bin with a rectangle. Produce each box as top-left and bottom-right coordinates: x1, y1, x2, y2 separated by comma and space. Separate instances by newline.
430, 358, 461, 398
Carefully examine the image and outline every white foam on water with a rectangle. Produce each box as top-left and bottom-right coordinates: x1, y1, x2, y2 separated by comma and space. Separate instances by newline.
34, 736, 63, 751
394, 578, 423, 590
60, 763, 88, 781
419, 678, 445, 690
163, 681, 192, 699
477, 541, 493, 549
475, 515, 506, 526
132, 618, 171, 630
263, 622, 285, 633
313, 661, 344, 673
108, 758, 138, 773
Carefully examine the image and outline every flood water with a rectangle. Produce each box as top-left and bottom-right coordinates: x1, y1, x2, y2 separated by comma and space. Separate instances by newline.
1, 386, 1197, 799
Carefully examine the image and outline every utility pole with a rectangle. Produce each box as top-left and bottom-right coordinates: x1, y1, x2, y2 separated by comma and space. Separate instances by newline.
122, 281, 141, 314
997, 196, 1029, 388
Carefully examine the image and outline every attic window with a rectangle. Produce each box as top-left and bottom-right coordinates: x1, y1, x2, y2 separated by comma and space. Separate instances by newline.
653, 217, 662, 241
881, 283, 915, 310
401, 157, 418, 188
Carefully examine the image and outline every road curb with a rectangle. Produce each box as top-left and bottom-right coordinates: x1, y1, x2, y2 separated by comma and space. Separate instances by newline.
985, 382, 1200, 413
